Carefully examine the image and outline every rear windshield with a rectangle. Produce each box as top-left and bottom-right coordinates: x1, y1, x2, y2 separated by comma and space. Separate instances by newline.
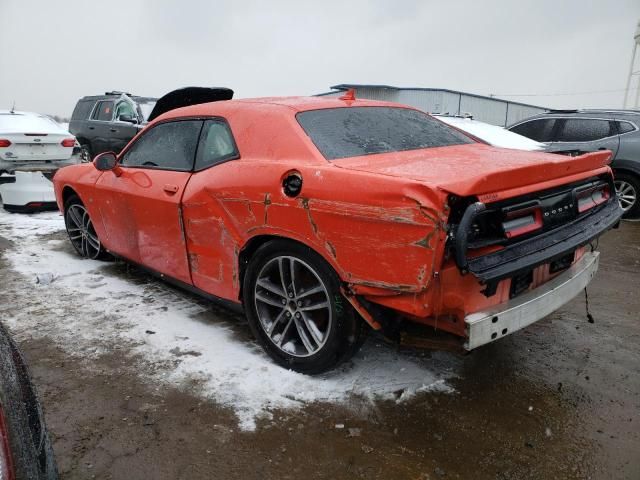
0, 113, 63, 133
297, 107, 474, 160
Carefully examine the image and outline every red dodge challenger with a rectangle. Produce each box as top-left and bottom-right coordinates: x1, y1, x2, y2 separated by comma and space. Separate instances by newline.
53, 90, 622, 373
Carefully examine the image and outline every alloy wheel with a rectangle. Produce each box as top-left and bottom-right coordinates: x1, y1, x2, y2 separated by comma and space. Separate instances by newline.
254, 256, 332, 357
615, 179, 637, 213
65, 204, 102, 259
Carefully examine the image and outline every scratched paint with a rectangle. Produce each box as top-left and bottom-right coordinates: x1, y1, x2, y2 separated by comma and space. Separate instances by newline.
53, 95, 615, 340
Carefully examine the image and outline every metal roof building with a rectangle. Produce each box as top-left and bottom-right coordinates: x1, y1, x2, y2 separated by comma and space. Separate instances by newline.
317, 84, 549, 127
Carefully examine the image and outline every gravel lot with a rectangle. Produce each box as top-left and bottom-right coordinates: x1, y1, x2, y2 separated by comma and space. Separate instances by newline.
0, 209, 638, 480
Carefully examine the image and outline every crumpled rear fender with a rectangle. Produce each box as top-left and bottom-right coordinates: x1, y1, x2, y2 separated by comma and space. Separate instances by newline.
291, 173, 450, 294
183, 160, 450, 302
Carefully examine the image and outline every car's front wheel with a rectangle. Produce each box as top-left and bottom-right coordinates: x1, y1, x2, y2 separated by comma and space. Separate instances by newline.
243, 240, 366, 374
64, 195, 108, 260
614, 172, 640, 219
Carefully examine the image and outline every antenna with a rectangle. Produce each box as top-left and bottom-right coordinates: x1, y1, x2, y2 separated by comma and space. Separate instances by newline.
623, 19, 640, 108
10, 101, 15, 113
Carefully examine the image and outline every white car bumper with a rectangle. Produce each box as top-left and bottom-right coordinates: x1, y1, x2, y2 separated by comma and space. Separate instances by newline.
464, 251, 600, 350
0, 171, 57, 212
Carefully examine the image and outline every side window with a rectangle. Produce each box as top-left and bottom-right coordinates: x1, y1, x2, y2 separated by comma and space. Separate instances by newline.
555, 119, 613, 142
121, 120, 202, 171
195, 119, 239, 170
115, 101, 136, 121
71, 100, 94, 120
616, 121, 636, 134
510, 119, 556, 142
91, 101, 114, 121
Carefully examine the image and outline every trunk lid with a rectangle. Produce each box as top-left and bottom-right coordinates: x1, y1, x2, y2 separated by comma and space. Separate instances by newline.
0, 112, 74, 164
1, 132, 73, 162
332, 144, 612, 197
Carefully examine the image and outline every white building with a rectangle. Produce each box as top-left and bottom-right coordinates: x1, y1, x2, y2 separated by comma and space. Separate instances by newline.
317, 84, 548, 127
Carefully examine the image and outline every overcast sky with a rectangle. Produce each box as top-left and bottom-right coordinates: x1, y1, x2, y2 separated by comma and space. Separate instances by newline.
1, 0, 638, 117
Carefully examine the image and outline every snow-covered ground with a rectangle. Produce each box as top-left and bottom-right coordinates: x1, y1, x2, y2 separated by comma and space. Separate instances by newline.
0, 210, 457, 430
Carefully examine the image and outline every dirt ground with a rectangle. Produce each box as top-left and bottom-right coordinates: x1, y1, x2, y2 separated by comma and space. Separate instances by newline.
0, 213, 638, 480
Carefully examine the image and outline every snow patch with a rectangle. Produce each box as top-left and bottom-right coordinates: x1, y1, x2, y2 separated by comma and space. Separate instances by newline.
0, 210, 456, 430
436, 115, 545, 151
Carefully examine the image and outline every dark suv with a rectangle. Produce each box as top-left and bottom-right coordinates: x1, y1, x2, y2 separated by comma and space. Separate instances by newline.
69, 91, 157, 162
508, 109, 640, 218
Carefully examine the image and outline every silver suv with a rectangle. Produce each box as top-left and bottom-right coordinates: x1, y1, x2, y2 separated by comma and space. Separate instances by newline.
508, 110, 640, 218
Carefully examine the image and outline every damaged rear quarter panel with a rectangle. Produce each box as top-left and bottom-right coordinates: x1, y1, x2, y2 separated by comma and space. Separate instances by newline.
181, 158, 450, 303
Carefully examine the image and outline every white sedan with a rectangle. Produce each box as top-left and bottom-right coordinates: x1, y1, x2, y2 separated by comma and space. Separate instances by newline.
0, 110, 77, 212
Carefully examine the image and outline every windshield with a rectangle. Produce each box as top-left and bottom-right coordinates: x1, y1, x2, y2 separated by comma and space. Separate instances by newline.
135, 99, 157, 121
297, 106, 474, 160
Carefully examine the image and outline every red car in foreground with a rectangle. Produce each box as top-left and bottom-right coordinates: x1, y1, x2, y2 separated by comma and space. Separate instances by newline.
53, 91, 622, 373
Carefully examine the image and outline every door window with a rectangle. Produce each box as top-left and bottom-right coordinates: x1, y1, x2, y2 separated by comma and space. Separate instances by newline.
121, 120, 202, 171
510, 119, 556, 142
195, 120, 239, 170
92, 101, 114, 121
115, 101, 137, 121
555, 119, 614, 142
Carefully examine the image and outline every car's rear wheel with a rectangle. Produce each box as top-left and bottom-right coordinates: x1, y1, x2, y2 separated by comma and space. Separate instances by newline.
614, 172, 640, 219
243, 240, 366, 374
79, 144, 92, 163
64, 195, 108, 259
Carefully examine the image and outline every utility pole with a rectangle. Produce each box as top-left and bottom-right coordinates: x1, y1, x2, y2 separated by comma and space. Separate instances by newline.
623, 20, 640, 108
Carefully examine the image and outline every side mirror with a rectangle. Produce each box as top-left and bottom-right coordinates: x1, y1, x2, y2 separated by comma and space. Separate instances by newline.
93, 152, 120, 174
118, 114, 138, 124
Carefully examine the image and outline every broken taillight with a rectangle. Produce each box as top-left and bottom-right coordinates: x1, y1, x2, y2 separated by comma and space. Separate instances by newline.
502, 204, 543, 239
576, 184, 610, 213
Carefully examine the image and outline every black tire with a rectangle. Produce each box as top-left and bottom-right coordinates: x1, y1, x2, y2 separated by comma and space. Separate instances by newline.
0, 322, 58, 480
63, 194, 110, 260
243, 239, 366, 374
79, 144, 92, 163
614, 172, 640, 219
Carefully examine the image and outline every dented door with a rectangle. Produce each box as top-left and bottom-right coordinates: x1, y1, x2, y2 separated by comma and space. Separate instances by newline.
94, 119, 202, 283
95, 169, 192, 283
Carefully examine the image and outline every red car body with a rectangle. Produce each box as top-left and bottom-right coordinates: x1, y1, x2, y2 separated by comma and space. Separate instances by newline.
53, 96, 621, 368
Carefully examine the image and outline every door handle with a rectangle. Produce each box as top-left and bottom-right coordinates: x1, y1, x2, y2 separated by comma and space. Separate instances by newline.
110, 128, 117, 132
88, 126, 95, 130
163, 184, 179, 194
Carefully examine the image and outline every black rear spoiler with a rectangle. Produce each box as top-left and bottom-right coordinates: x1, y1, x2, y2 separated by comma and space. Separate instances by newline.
147, 86, 234, 122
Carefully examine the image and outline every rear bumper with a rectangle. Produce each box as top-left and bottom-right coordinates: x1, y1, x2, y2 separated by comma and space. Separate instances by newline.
460, 198, 621, 283
3, 202, 58, 213
464, 250, 599, 350
0, 158, 76, 173
0, 171, 57, 212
